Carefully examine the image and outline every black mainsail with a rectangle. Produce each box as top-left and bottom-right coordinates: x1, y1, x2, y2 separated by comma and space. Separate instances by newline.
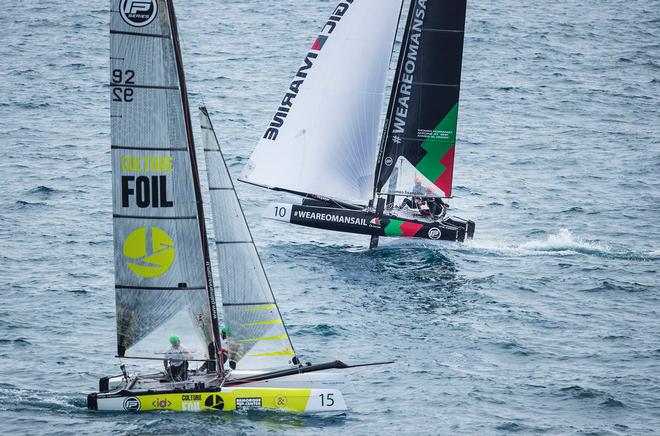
110, 0, 220, 365
374, 0, 467, 199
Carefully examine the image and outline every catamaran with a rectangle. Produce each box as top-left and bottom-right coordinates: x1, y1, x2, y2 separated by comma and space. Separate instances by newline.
89, 0, 385, 413
240, 0, 475, 248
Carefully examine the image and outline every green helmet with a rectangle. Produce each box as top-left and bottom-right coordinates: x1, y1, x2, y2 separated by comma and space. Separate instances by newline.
169, 335, 180, 345
221, 326, 231, 335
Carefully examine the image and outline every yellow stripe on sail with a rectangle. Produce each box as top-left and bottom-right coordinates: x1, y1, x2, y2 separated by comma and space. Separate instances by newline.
239, 319, 282, 327
238, 334, 289, 343
247, 349, 296, 357
245, 304, 277, 311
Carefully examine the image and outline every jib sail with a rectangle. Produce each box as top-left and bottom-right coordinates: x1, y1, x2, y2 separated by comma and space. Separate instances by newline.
200, 107, 297, 370
374, 0, 467, 198
240, 0, 403, 205
110, 0, 220, 361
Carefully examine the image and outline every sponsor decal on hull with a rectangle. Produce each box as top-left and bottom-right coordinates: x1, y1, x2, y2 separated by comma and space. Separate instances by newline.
293, 210, 368, 227
122, 396, 141, 411
428, 227, 442, 240
96, 388, 346, 413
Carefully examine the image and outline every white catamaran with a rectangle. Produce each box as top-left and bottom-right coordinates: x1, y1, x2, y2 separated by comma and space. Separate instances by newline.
240, 0, 475, 248
89, 0, 386, 413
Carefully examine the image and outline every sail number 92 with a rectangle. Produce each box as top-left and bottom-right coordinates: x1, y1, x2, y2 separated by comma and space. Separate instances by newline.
112, 69, 135, 102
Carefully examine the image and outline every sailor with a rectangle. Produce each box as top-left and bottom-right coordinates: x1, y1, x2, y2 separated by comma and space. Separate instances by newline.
163, 335, 191, 381
220, 326, 241, 370
220, 327, 230, 365
424, 185, 449, 217
401, 176, 426, 209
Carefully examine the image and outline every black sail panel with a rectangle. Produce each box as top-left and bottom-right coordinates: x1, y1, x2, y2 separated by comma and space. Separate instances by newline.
375, 0, 467, 198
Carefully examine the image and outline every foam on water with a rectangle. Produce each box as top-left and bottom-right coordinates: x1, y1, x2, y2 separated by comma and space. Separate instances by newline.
463, 229, 611, 257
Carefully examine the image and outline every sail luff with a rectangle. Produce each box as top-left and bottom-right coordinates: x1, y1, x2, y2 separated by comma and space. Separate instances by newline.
166, 0, 222, 371
200, 107, 299, 371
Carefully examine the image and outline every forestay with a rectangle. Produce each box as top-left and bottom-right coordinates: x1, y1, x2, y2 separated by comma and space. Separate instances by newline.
200, 107, 298, 371
240, 0, 403, 205
110, 0, 218, 361
375, 0, 467, 199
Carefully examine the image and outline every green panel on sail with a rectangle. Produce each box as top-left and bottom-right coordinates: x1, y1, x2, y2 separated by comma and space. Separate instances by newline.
200, 107, 297, 371
110, 0, 216, 361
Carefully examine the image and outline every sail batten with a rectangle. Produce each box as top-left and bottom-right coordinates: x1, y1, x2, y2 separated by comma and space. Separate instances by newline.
200, 107, 298, 371
241, 0, 403, 205
111, 0, 218, 363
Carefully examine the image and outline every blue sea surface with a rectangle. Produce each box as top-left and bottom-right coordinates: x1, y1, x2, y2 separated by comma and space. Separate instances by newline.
1, 0, 659, 434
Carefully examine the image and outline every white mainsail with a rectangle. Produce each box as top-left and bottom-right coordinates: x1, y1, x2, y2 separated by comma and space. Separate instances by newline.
240, 0, 403, 205
200, 107, 297, 371
111, 0, 218, 361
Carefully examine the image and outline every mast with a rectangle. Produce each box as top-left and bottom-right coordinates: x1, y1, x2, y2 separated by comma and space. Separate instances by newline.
167, 0, 222, 374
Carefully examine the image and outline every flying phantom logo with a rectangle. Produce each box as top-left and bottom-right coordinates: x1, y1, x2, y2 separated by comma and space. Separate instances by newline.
123, 226, 175, 278
120, 0, 158, 27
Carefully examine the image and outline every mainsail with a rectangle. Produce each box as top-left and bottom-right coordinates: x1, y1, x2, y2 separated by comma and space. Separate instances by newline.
200, 107, 297, 371
375, 0, 467, 198
110, 0, 220, 361
240, 0, 403, 205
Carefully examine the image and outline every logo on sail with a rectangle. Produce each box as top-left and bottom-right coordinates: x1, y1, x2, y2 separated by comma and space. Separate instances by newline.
120, 0, 158, 28
123, 226, 175, 278
262, 1, 353, 141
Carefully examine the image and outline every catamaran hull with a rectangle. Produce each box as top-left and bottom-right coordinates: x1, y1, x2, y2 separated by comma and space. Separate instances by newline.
88, 387, 346, 413
265, 203, 474, 242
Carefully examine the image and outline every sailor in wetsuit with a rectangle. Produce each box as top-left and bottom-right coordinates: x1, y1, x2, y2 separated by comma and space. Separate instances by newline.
401, 176, 426, 209
401, 177, 449, 218
163, 335, 191, 381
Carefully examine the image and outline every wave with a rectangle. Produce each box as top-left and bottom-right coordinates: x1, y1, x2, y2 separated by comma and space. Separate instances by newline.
462, 229, 610, 257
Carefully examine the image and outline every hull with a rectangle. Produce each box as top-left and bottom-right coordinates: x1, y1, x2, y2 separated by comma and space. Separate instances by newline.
265, 202, 474, 242
89, 386, 346, 413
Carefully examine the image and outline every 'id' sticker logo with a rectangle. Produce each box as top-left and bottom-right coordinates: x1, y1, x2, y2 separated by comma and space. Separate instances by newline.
120, 0, 158, 27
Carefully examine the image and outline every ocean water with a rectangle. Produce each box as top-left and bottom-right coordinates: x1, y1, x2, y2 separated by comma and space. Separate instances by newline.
1, 0, 659, 434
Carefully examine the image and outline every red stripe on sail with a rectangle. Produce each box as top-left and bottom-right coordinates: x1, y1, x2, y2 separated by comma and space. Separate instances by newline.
434, 144, 455, 197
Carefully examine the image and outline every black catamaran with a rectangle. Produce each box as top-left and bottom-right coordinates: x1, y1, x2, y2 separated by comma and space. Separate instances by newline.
240, 0, 475, 248
90, 0, 384, 413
